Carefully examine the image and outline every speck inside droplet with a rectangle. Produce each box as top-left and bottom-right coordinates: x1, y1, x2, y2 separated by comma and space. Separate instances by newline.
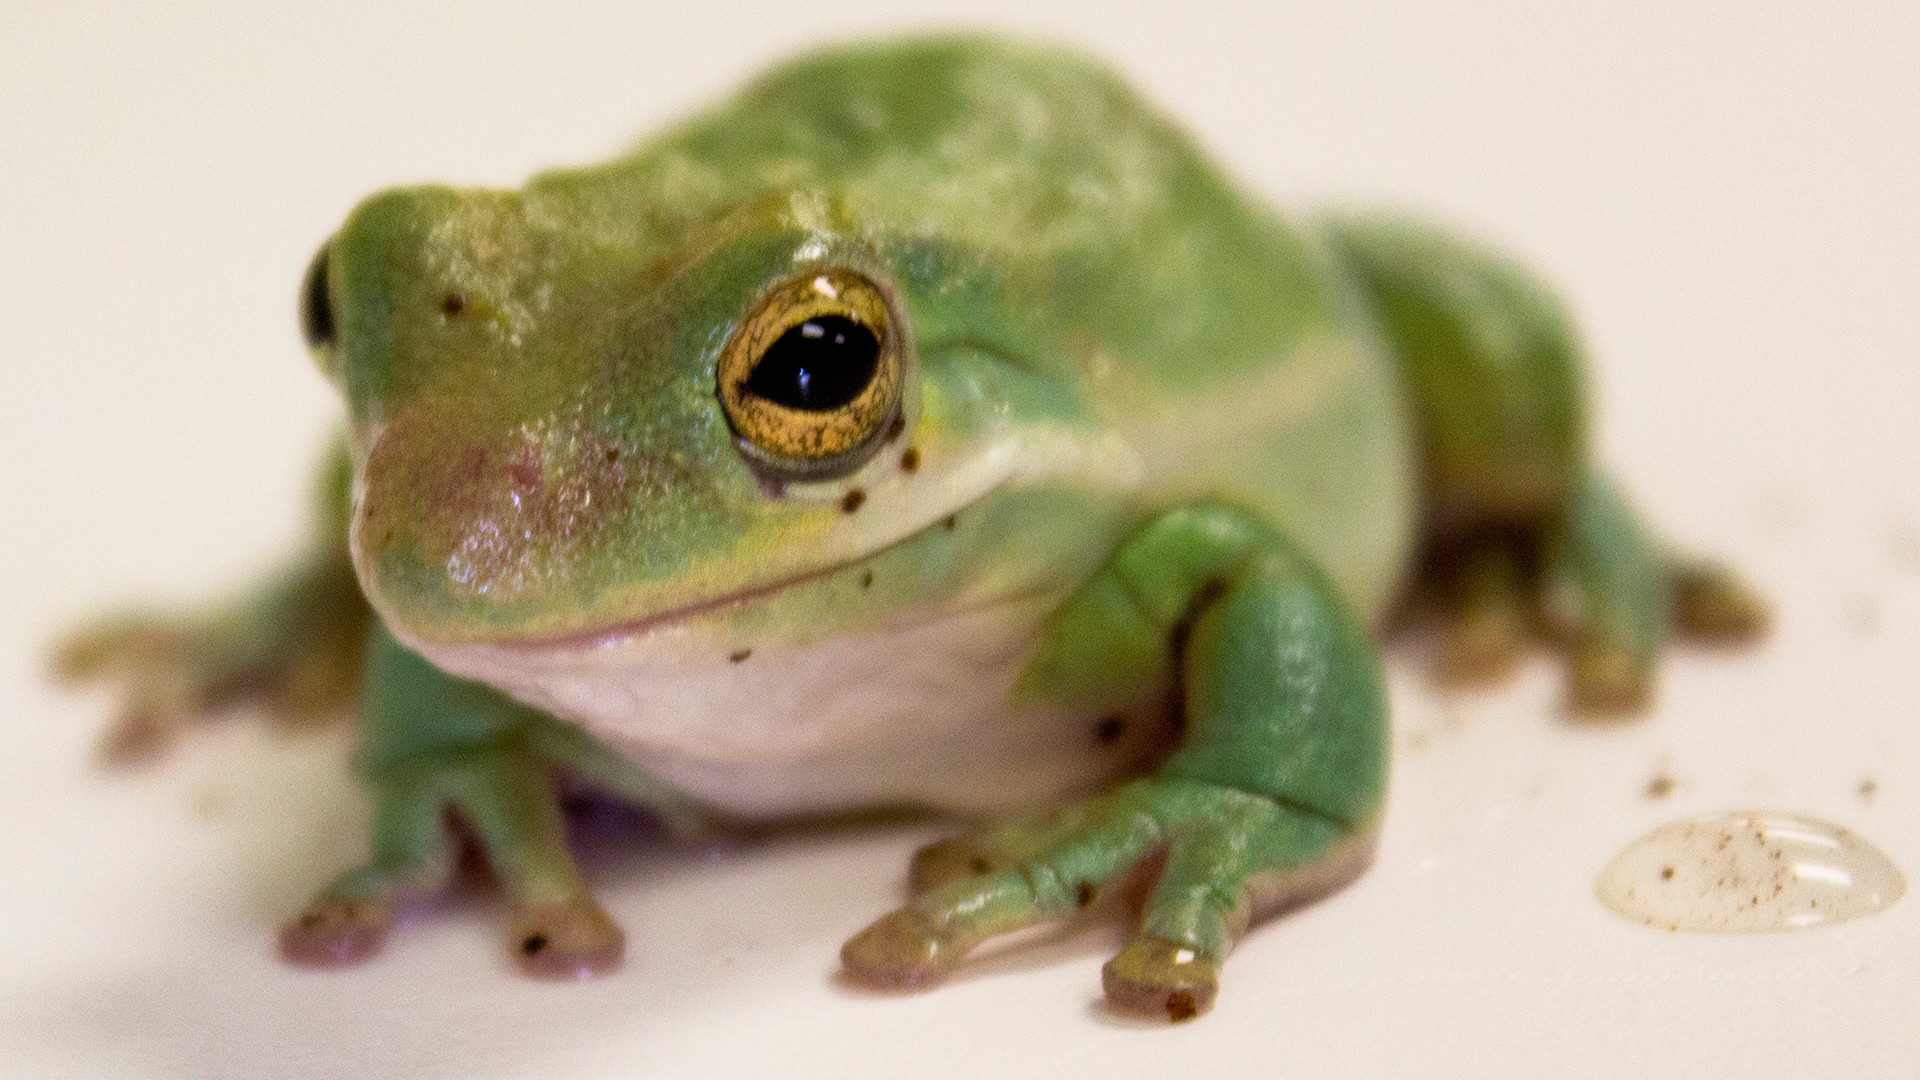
1596, 811, 1905, 933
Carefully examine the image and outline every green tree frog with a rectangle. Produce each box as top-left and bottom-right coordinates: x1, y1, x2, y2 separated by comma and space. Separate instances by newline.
57, 35, 1767, 1021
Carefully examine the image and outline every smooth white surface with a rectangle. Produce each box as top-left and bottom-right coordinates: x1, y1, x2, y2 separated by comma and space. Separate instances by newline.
3, 2, 1917, 1077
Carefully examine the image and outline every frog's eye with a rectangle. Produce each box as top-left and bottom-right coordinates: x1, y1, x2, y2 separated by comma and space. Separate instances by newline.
301, 244, 335, 348
300, 241, 340, 376
718, 270, 903, 480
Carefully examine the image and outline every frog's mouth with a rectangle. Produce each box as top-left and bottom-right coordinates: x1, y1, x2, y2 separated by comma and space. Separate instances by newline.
466, 548, 888, 656
382, 502, 966, 674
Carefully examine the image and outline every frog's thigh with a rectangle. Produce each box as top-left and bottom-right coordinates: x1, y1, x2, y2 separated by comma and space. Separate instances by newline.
1322, 213, 1585, 529
1326, 215, 1767, 710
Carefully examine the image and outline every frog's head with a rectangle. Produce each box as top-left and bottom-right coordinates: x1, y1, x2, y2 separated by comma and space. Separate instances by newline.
303, 182, 1022, 650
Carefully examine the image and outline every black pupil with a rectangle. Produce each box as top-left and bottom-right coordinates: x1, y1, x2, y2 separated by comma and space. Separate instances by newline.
744, 316, 879, 412
301, 244, 335, 348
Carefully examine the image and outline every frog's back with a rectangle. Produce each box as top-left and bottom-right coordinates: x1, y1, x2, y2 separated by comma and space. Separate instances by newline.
538, 37, 1416, 620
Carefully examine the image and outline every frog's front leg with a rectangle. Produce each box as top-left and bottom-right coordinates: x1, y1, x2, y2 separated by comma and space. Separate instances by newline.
281, 628, 623, 979
841, 504, 1389, 1021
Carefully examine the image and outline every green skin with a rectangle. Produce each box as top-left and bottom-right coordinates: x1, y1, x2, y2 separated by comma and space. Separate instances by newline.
58, 37, 1766, 1020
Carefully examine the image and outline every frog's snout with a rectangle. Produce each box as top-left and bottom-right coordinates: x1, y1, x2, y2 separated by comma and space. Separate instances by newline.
352, 412, 636, 626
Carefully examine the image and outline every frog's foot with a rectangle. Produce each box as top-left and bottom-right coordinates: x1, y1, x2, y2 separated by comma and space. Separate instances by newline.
52, 620, 220, 763
52, 597, 366, 765
511, 895, 625, 980
1541, 475, 1770, 717
843, 779, 1369, 1022
1424, 475, 1770, 717
279, 892, 397, 968
278, 848, 447, 969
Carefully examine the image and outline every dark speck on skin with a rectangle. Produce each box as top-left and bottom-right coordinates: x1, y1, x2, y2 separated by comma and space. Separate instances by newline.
1860, 777, 1879, 802
521, 934, 548, 955
728, 649, 751, 664
1075, 882, 1095, 907
842, 489, 866, 514
900, 447, 920, 473
1661, 865, 1676, 880
1094, 714, 1125, 745
441, 292, 465, 317
942, 514, 957, 531
1645, 774, 1676, 799
861, 569, 874, 589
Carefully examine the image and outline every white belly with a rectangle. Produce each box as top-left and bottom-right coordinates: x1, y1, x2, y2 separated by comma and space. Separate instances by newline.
408, 596, 1169, 816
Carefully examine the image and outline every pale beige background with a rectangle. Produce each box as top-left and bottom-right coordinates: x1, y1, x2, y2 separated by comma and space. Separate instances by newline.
3, 2, 1917, 1077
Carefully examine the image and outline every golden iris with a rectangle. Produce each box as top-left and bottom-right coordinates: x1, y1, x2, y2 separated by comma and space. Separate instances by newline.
718, 270, 901, 477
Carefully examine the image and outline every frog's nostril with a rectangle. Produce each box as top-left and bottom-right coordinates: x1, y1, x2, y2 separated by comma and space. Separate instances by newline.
301, 244, 336, 348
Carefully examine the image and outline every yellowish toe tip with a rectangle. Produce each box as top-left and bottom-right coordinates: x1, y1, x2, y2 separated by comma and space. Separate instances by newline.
1101, 938, 1219, 1022
1674, 566, 1772, 646
279, 895, 394, 969
840, 910, 958, 991
907, 837, 994, 894
1567, 648, 1654, 718
512, 900, 625, 980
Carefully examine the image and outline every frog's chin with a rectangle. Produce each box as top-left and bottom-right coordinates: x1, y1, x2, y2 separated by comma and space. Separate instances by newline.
391, 589, 1097, 816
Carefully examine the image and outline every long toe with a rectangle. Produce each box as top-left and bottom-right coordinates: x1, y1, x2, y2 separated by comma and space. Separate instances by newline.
840, 909, 959, 990
1433, 610, 1527, 685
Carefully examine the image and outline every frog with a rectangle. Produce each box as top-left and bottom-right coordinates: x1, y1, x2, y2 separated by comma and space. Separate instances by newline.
55, 35, 1768, 1021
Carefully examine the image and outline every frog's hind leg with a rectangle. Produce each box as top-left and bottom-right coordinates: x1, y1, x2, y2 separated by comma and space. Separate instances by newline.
53, 436, 370, 763
1323, 213, 1768, 714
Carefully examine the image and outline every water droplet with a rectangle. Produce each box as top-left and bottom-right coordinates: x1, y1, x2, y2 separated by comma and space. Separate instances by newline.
1596, 811, 1904, 933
